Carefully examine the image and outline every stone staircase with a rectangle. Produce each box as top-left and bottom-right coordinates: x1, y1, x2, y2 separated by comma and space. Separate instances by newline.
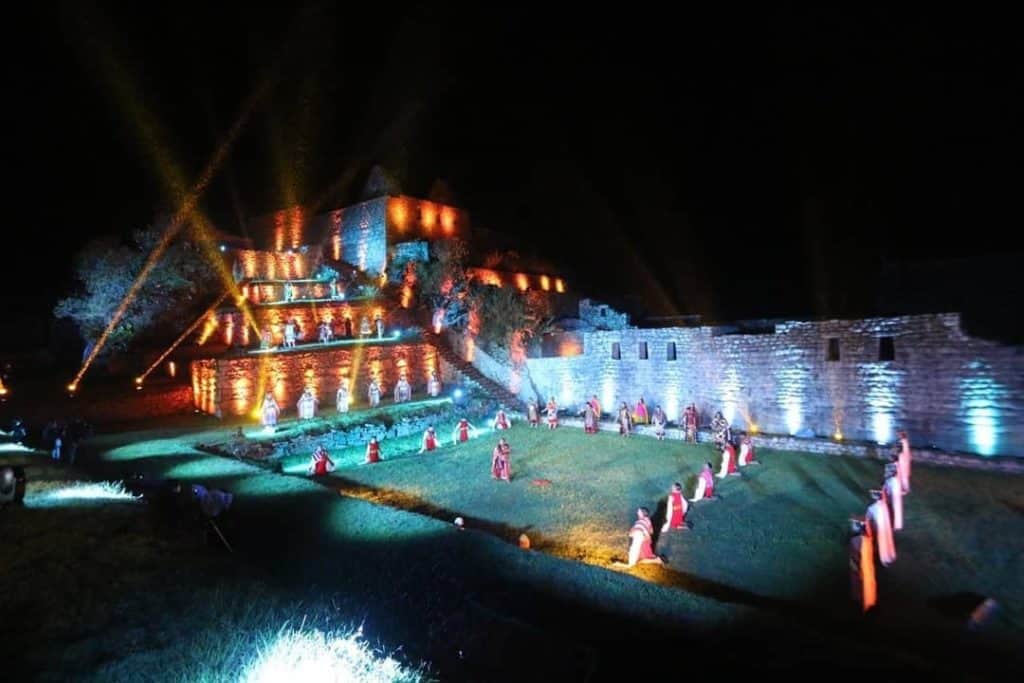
424, 331, 525, 409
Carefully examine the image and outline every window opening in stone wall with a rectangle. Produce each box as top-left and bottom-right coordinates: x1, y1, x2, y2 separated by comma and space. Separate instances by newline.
638, 342, 648, 360
879, 336, 895, 361
666, 342, 677, 361
827, 338, 840, 362
611, 342, 621, 360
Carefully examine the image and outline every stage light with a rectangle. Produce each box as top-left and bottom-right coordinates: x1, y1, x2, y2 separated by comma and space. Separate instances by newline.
219, 244, 226, 252
453, 388, 464, 399
67, 382, 78, 394
834, 431, 843, 441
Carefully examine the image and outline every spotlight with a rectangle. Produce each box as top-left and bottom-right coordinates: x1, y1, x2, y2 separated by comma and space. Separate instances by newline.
834, 431, 843, 441
219, 244, 226, 252
0, 465, 27, 507
453, 388, 464, 399
67, 382, 78, 394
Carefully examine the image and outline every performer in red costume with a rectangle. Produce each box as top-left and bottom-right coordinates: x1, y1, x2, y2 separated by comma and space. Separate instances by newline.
418, 426, 439, 453
365, 437, 381, 464
491, 437, 512, 481
661, 482, 689, 533
308, 445, 334, 476
451, 418, 478, 445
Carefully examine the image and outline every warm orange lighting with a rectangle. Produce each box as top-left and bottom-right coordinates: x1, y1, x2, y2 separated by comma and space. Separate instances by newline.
540, 275, 550, 291
135, 376, 144, 386
440, 277, 453, 296
472, 268, 503, 287
224, 314, 235, 346
0, 379, 7, 397
749, 423, 760, 434
421, 202, 437, 231
391, 199, 409, 232
167, 361, 176, 378
400, 261, 417, 308
515, 273, 529, 291
67, 383, 77, 393
330, 209, 343, 260
555, 278, 565, 293
557, 338, 583, 357
198, 312, 219, 345
834, 431, 843, 441
440, 206, 456, 234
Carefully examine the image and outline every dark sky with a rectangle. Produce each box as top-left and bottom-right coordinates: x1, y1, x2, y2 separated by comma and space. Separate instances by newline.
7, 3, 1023, 337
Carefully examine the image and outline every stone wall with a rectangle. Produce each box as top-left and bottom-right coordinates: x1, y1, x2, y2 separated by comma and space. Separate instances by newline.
335, 198, 389, 275
190, 341, 455, 418
578, 299, 631, 330
232, 249, 317, 281
457, 313, 1022, 457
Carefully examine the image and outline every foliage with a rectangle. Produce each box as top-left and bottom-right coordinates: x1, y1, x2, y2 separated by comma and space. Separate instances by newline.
414, 239, 471, 328
53, 224, 218, 354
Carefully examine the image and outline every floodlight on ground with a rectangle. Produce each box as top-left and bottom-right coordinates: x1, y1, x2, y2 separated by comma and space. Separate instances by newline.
239, 625, 424, 683
26, 481, 142, 507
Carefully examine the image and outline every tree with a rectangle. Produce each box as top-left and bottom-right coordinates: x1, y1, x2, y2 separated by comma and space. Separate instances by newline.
54, 224, 219, 357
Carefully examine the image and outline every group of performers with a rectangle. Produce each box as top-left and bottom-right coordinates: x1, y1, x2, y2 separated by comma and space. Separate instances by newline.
525, 397, 560, 429
259, 371, 444, 427
573, 397, 707, 444
849, 430, 913, 613
263, 313, 387, 352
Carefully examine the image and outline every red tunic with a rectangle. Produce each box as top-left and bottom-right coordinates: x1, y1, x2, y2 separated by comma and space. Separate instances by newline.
495, 412, 509, 430
312, 453, 334, 475
423, 431, 437, 451
700, 469, 715, 497
457, 420, 470, 442
366, 441, 380, 463
668, 491, 685, 528
725, 443, 738, 474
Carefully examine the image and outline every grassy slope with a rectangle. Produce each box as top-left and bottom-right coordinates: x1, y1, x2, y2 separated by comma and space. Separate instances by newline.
3, 412, 1023, 680
297, 423, 1024, 639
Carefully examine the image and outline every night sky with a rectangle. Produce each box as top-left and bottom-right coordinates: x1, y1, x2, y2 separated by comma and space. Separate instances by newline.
7, 3, 1023, 347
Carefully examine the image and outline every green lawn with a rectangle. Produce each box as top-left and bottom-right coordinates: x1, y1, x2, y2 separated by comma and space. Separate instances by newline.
298, 423, 1024, 639
4, 413, 1023, 680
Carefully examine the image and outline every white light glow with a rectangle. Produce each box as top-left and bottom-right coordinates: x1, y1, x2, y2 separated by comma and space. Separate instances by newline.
786, 400, 802, 436
601, 377, 616, 415
664, 384, 679, 423
720, 366, 741, 425
960, 369, 1005, 456
26, 481, 142, 507
240, 626, 423, 683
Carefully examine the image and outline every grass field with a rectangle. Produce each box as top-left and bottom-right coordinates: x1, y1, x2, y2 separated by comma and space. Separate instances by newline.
3, 412, 1024, 680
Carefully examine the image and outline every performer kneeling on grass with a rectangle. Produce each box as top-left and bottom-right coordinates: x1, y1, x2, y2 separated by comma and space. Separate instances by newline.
738, 434, 759, 466
492, 408, 511, 430
716, 440, 739, 478
661, 482, 689, 532
491, 437, 512, 482
691, 462, 716, 502
452, 417, 478, 445
365, 437, 381, 464
419, 426, 439, 453
612, 507, 665, 569
308, 444, 335, 476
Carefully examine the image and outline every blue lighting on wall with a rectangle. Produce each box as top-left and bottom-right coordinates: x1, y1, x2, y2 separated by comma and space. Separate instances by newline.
960, 367, 1005, 456
860, 363, 904, 445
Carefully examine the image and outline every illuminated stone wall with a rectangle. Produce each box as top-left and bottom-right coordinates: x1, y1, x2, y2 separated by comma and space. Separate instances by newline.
232, 249, 317, 281
509, 313, 1023, 457
190, 342, 454, 418
337, 198, 389, 275
385, 195, 469, 242
466, 268, 568, 294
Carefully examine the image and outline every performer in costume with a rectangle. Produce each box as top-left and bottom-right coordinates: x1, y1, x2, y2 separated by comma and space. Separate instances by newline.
284, 320, 297, 348
582, 402, 598, 434
617, 402, 633, 437
691, 462, 716, 502
297, 388, 318, 420
527, 399, 540, 427
491, 437, 511, 481
589, 395, 602, 421
661, 482, 689, 533
849, 517, 877, 613
650, 405, 667, 440
393, 375, 412, 403
452, 418, 478, 444
866, 490, 897, 566
897, 430, 912, 494
716, 440, 739, 478
367, 378, 381, 407
365, 437, 381, 464
261, 392, 279, 429
308, 444, 334, 476
336, 378, 351, 413
427, 372, 441, 397
883, 462, 904, 531
612, 508, 664, 568
375, 314, 384, 339
710, 411, 731, 449
419, 426, 439, 453
492, 408, 511, 430
343, 316, 354, 339
545, 397, 559, 429
684, 404, 699, 443
360, 316, 372, 337
738, 434, 759, 466
634, 397, 649, 425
